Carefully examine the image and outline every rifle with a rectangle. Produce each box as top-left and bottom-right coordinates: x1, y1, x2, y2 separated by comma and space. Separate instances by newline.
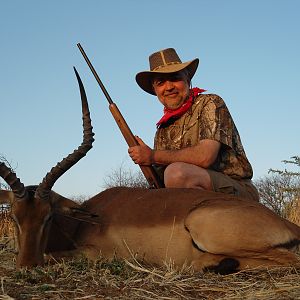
77, 43, 164, 189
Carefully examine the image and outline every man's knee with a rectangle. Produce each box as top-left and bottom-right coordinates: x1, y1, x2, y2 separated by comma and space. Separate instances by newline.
164, 162, 187, 187
164, 162, 211, 189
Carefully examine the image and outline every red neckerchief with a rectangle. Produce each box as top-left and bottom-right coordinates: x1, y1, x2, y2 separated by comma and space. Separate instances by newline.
156, 87, 206, 127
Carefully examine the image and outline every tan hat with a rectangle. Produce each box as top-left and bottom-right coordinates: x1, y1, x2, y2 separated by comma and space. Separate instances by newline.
136, 48, 199, 95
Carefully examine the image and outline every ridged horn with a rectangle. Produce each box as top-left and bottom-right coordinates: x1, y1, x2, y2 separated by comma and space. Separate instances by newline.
0, 162, 27, 200
35, 67, 95, 201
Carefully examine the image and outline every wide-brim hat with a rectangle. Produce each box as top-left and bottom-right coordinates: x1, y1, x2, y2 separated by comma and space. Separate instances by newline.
136, 48, 199, 95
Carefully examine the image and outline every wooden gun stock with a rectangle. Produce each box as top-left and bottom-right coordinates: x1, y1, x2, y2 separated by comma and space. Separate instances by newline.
109, 103, 164, 188
77, 43, 164, 189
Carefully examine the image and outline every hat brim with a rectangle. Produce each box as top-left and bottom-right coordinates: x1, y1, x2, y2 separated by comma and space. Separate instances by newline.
135, 58, 199, 95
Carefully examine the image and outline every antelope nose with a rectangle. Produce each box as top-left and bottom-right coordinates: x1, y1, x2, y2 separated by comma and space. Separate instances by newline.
16, 257, 44, 269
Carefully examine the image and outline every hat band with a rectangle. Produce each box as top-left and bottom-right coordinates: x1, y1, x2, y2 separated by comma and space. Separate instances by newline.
153, 61, 181, 71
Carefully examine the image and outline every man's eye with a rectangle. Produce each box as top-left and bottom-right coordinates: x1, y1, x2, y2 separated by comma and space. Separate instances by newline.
154, 80, 164, 86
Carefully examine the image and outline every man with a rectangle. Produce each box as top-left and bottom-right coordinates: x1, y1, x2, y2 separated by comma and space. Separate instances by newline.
128, 48, 259, 201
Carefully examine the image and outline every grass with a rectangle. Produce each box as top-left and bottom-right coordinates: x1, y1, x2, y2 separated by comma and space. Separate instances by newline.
1, 250, 300, 300
286, 198, 300, 227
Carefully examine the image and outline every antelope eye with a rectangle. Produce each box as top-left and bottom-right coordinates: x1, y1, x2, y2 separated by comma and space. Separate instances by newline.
44, 214, 53, 224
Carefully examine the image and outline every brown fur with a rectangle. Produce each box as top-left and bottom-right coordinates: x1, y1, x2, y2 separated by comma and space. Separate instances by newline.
46, 187, 300, 273
6, 186, 300, 272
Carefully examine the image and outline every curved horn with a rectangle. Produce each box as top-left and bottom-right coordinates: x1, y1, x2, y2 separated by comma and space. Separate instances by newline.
0, 162, 27, 200
35, 67, 95, 201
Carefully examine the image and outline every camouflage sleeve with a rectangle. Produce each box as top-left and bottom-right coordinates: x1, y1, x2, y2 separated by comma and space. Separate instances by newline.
199, 94, 235, 149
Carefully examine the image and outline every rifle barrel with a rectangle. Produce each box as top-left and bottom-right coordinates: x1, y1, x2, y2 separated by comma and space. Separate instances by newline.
77, 43, 164, 189
77, 43, 113, 105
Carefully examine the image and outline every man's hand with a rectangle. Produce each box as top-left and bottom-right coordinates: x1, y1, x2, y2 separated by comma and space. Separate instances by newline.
128, 136, 153, 165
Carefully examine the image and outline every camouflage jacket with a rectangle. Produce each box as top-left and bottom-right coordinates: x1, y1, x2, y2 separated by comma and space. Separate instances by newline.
154, 94, 253, 180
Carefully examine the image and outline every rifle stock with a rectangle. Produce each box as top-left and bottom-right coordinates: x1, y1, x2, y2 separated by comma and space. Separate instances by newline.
77, 43, 164, 189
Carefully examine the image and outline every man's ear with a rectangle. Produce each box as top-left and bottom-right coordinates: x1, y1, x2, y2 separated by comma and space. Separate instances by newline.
0, 190, 14, 204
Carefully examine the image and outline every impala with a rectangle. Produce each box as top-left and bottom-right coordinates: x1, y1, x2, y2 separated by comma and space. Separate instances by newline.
0, 68, 299, 274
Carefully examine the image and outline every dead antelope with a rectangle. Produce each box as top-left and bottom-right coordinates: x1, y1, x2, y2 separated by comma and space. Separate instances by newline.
1, 70, 300, 274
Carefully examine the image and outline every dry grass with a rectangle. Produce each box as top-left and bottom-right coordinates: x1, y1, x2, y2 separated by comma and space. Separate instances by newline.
0, 207, 16, 251
286, 198, 300, 226
1, 249, 300, 300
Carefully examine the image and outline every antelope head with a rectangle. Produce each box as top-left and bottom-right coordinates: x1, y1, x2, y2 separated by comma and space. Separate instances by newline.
0, 68, 94, 268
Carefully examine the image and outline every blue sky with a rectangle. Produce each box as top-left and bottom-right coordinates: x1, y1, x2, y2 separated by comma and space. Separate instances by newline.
1, 0, 299, 198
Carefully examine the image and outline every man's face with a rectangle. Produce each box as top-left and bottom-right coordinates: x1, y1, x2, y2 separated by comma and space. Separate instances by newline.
152, 71, 190, 110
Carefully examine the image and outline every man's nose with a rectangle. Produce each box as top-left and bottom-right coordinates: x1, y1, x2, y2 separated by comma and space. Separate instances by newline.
165, 80, 175, 90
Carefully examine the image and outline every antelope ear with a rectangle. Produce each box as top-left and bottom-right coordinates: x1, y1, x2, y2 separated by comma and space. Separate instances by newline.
49, 192, 100, 223
50, 192, 81, 215
0, 190, 14, 204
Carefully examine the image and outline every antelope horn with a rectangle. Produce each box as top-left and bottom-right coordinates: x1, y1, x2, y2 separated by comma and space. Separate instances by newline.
0, 162, 27, 200
35, 67, 95, 201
